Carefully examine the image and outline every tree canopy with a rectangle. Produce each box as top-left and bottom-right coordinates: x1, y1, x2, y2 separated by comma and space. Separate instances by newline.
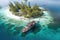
9, 2, 43, 18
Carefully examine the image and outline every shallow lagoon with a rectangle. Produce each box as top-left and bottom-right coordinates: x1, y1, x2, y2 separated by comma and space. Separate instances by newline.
0, 7, 60, 40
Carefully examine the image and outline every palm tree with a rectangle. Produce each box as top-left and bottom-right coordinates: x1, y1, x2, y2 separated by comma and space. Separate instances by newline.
23, 0, 28, 5
14, 2, 21, 9
24, 0, 28, 3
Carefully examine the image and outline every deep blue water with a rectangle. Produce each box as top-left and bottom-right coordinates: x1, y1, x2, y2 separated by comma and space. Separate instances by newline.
0, 4, 60, 40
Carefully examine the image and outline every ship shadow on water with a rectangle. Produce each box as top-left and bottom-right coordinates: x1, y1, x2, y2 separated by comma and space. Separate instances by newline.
31, 22, 41, 34
21, 22, 41, 37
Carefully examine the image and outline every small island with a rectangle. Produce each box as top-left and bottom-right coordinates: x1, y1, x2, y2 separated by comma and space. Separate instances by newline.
9, 0, 43, 18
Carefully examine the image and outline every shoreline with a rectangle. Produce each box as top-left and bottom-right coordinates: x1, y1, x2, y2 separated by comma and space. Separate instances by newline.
3, 7, 53, 25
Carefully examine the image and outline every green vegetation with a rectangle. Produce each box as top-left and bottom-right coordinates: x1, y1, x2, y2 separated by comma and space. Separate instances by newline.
9, 1, 43, 18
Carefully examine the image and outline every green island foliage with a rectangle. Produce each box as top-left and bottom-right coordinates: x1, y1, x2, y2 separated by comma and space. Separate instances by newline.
9, 1, 43, 18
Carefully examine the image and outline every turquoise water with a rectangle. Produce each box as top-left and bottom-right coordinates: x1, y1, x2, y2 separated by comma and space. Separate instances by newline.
0, 8, 60, 40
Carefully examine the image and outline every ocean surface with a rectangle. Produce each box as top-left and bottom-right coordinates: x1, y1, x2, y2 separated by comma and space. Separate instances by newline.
0, 5, 60, 40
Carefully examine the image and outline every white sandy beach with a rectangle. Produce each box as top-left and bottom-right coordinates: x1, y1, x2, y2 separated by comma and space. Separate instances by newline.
3, 7, 53, 28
